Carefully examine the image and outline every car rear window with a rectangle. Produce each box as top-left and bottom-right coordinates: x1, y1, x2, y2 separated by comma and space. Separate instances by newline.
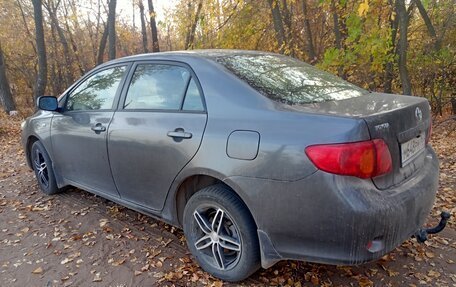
213, 54, 367, 105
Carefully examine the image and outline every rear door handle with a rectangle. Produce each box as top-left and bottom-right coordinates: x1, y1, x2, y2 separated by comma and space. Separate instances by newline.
91, 123, 106, 133
167, 130, 192, 139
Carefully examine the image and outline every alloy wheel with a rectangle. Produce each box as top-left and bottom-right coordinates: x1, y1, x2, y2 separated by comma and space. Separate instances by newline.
33, 149, 49, 188
193, 206, 242, 270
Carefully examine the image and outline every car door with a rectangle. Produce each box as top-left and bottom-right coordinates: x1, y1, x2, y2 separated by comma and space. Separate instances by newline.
51, 64, 130, 197
108, 61, 207, 211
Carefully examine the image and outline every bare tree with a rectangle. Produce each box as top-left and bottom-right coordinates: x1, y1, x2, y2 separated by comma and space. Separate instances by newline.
147, 0, 159, 52
330, 0, 345, 78
384, 1, 399, 93
414, 0, 441, 50
395, 0, 413, 95
0, 43, 16, 113
32, 0, 48, 100
185, 0, 203, 50
62, 1, 86, 74
138, 1, 148, 53
301, 0, 316, 62
267, 0, 287, 53
44, 0, 73, 86
17, 0, 37, 54
97, 24, 108, 64
107, 0, 117, 60
281, 0, 295, 56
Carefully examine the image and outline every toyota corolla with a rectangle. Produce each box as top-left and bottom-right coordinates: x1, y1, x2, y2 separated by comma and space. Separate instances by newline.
21, 50, 448, 282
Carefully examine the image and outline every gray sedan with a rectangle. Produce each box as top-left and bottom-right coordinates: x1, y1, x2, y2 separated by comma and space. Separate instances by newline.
21, 50, 444, 282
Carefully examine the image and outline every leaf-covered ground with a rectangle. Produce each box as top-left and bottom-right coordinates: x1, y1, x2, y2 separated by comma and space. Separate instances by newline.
0, 114, 455, 287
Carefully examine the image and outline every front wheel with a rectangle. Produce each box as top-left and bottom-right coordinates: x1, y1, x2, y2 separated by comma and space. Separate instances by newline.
30, 141, 60, 195
183, 184, 260, 282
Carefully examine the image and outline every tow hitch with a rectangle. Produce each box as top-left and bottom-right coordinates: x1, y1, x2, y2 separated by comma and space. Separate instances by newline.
415, 211, 451, 243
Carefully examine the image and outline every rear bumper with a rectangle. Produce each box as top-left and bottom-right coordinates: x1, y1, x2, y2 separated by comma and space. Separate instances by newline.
229, 146, 439, 268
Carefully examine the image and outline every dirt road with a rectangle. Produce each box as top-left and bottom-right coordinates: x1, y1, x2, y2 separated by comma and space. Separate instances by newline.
1, 116, 455, 286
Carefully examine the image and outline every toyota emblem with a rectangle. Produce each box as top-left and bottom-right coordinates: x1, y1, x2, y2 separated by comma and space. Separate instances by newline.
415, 107, 423, 121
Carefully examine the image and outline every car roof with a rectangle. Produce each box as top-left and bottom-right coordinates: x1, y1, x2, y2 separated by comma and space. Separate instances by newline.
102, 49, 275, 66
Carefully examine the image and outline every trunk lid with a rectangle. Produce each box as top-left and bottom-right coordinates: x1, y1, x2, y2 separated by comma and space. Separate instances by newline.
362, 93, 431, 189
284, 92, 432, 189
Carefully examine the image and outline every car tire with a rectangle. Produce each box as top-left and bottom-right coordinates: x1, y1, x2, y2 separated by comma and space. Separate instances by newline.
183, 184, 260, 282
30, 141, 60, 195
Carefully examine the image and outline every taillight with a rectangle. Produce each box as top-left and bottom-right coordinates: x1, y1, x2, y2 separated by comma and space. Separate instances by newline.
426, 121, 432, 144
305, 139, 392, 179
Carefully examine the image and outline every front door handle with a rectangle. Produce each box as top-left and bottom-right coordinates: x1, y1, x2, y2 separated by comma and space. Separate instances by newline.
167, 130, 192, 139
91, 123, 106, 133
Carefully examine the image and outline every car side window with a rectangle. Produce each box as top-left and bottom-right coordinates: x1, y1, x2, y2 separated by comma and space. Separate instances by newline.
66, 66, 126, 111
124, 64, 191, 110
182, 78, 204, 111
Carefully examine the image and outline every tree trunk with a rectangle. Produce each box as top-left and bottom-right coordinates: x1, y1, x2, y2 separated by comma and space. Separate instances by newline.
97, 23, 108, 64
267, 0, 287, 53
185, 0, 203, 50
330, 0, 342, 51
414, 0, 441, 50
396, 0, 412, 95
0, 43, 16, 113
147, 0, 160, 52
17, 0, 37, 55
45, 1, 73, 86
451, 95, 456, 115
32, 0, 48, 100
49, 18, 63, 95
92, 0, 102, 64
107, 0, 117, 60
301, 0, 316, 62
138, 1, 148, 53
62, 1, 85, 74
330, 0, 345, 78
384, 2, 398, 94
281, 0, 295, 56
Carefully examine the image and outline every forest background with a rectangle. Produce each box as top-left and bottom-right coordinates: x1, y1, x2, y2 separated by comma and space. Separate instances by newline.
0, 0, 454, 116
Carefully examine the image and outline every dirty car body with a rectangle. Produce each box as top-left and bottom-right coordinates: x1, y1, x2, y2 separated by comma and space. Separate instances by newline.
21, 50, 440, 281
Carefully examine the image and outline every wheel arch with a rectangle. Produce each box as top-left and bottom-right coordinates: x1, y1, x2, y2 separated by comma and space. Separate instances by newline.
169, 171, 257, 230
25, 134, 65, 188
25, 135, 41, 169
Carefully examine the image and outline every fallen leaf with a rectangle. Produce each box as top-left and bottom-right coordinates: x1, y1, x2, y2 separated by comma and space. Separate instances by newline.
93, 272, 102, 282
425, 252, 435, 258
387, 269, 399, 277
61, 257, 73, 265
32, 267, 43, 274
311, 275, 319, 285
358, 276, 373, 287
99, 219, 108, 228
191, 273, 199, 282
112, 258, 125, 266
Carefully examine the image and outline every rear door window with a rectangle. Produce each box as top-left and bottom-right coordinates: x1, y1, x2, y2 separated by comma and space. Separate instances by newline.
124, 64, 192, 110
182, 78, 204, 111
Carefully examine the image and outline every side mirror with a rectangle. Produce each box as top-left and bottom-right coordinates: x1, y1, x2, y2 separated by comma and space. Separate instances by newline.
37, 96, 58, 111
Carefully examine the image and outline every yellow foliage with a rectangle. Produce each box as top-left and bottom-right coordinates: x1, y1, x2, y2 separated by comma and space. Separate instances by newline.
358, 0, 370, 17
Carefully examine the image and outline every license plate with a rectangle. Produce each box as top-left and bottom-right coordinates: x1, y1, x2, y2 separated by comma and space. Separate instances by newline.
401, 133, 425, 167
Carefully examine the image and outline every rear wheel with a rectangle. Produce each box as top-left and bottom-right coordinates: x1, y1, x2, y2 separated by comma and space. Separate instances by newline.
183, 184, 260, 282
30, 141, 60, 195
